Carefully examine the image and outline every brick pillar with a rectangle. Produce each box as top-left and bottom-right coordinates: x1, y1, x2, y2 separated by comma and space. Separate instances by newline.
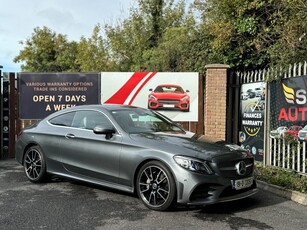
204, 64, 229, 140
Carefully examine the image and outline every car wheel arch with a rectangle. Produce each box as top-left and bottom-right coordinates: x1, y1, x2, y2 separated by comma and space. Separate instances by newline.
22, 144, 49, 183
22, 143, 41, 163
133, 158, 177, 194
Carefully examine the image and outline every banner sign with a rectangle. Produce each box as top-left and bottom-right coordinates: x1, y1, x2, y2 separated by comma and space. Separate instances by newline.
270, 75, 307, 140
19, 73, 99, 119
239, 82, 266, 162
100, 72, 199, 121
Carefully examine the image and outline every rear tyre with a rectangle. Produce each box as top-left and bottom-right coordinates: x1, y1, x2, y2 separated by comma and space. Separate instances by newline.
136, 161, 176, 211
23, 145, 47, 183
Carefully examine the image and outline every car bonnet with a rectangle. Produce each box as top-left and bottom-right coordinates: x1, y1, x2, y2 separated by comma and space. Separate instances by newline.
129, 132, 248, 160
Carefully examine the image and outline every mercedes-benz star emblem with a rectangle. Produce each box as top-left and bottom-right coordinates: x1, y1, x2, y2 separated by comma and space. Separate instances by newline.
235, 161, 247, 176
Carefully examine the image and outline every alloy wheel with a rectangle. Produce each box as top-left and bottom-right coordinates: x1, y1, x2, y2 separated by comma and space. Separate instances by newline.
138, 165, 171, 208
24, 147, 44, 181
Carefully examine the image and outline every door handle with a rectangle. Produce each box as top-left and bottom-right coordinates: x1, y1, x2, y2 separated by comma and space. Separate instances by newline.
65, 133, 75, 139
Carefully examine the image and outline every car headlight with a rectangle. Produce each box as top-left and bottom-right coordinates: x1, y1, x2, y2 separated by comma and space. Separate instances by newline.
173, 156, 213, 175
149, 95, 157, 100
181, 96, 189, 101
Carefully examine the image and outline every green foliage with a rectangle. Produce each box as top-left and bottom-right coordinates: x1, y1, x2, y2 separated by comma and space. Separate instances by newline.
14, 26, 80, 72
76, 24, 117, 72
257, 164, 307, 194
105, 0, 191, 71
13, 0, 307, 73
267, 0, 307, 68
105, 11, 149, 71
192, 0, 307, 71
193, 0, 277, 70
142, 27, 191, 71
283, 133, 298, 145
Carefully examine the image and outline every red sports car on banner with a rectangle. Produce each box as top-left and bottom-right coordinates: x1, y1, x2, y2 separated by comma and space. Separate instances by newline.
148, 84, 190, 112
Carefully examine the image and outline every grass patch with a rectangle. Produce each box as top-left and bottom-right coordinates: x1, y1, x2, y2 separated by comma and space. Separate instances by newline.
256, 163, 307, 194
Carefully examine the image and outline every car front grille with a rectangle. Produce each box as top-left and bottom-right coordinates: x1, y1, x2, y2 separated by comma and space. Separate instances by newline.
158, 99, 180, 104
217, 158, 254, 178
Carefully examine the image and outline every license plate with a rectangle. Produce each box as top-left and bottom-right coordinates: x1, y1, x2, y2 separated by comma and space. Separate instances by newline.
231, 177, 253, 190
163, 104, 175, 108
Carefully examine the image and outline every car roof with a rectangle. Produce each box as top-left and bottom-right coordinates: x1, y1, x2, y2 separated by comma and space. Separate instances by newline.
156, 84, 181, 87
44, 104, 142, 120
74, 104, 141, 111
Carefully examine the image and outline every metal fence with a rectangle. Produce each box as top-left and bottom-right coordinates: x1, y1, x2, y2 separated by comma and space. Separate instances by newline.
270, 138, 306, 174
237, 61, 307, 175
238, 61, 307, 83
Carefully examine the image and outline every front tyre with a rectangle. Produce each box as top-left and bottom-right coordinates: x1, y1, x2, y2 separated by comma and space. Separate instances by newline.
23, 145, 47, 183
136, 161, 176, 211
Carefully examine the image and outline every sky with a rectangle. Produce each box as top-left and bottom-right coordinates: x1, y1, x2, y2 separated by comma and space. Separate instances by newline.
0, 0, 137, 73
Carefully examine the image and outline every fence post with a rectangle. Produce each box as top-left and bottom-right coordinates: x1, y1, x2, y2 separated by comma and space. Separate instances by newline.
1, 70, 10, 159
0, 65, 2, 159
9, 73, 16, 158
226, 71, 241, 144
198, 74, 204, 135
204, 64, 230, 140
264, 82, 271, 166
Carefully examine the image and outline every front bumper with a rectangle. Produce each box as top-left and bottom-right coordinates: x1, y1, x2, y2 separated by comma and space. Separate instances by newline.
148, 99, 189, 111
173, 164, 258, 205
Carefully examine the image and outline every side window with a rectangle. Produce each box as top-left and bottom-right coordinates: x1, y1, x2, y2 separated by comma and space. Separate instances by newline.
49, 112, 76, 127
72, 110, 113, 130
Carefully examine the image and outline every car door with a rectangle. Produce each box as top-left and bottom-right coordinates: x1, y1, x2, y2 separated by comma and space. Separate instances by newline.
59, 110, 122, 184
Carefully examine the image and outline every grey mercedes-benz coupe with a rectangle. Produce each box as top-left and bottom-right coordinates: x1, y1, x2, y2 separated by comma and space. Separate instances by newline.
16, 104, 258, 211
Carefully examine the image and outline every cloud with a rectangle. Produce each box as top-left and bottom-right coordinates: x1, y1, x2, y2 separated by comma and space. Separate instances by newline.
0, 0, 135, 72
35, 7, 87, 40
37, 8, 76, 26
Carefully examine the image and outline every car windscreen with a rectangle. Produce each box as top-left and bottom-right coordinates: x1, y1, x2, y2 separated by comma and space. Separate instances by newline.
154, 86, 184, 93
110, 108, 184, 133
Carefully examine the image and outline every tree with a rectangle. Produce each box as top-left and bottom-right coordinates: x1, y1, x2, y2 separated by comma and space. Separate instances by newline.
14, 26, 80, 72
15, 0, 306, 73
193, 0, 307, 71
76, 24, 117, 72
139, 0, 164, 48
105, 0, 191, 71
192, 0, 278, 70
143, 26, 192, 72
105, 11, 148, 71
267, 0, 307, 66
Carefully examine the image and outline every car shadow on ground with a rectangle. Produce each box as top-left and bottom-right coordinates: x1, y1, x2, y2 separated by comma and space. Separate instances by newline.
191, 198, 274, 229
173, 187, 286, 214
50, 175, 137, 198
56, 173, 284, 215
174, 196, 260, 212
1, 159, 287, 216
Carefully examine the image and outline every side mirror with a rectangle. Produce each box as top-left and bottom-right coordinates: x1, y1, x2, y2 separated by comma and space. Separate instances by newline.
186, 89, 190, 93
93, 125, 116, 139
149, 88, 153, 91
